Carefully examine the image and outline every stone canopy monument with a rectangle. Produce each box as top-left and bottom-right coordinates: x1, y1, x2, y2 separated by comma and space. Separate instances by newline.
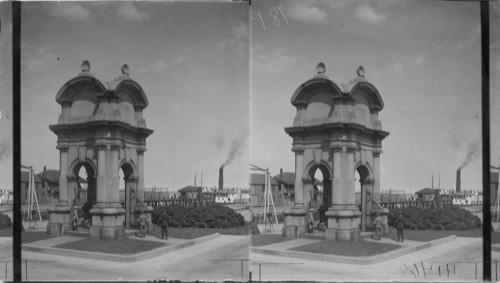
47, 61, 154, 239
282, 63, 389, 241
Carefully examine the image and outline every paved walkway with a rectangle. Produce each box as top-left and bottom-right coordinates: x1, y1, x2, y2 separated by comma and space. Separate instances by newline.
251, 236, 482, 281
22, 235, 248, 281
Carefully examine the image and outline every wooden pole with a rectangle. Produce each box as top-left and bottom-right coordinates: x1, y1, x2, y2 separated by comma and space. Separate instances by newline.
421, 262, 426, 278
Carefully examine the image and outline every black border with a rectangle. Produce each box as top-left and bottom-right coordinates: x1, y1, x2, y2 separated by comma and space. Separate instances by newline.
12, 1, 21, 282
8, 0, 496, 282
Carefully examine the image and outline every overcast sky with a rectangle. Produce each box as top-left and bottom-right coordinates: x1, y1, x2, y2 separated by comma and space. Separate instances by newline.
1, 1, 499, 193
20, 2, 249, 190
251, 0, 500, 193
0, 2, 12, 191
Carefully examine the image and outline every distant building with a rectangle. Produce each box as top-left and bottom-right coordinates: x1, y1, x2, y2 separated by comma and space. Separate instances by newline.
36, 167, 60, 203
250, 173, 281, 206
21, 171, 44, 204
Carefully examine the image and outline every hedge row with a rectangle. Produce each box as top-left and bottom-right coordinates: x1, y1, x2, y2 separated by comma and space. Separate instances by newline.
152, 204, 245, 228
22, 210, 49, 221
388, 206, 481, 230
0, 213, 11, 229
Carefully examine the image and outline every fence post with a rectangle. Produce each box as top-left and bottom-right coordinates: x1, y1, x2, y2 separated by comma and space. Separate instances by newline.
447, 263, 449, 278
259, 264, 262, 282
241, 260, 244, 281
25, 259, 27, 281
439, 265, 441, 277
475, 262, 477, 279
496, 259, 498, 281
421, 262, 426, 278
414, 263, 420, 275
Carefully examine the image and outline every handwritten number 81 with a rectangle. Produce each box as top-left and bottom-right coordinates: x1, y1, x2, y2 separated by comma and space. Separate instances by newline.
251, 6, 288, 30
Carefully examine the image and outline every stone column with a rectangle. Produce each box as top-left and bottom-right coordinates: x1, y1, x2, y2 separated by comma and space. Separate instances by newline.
346, 147, 357, 210
110, 145, 120, 206
282, 149, 307, 238
47, 147, 71, 236
294, 151, 304, 205
136, 149, 145, 205
58, 148, 69, 204
96, 145, 107, 204
331, 147, 342, 210
371, 151, 382, 212
361, 183, 367, 231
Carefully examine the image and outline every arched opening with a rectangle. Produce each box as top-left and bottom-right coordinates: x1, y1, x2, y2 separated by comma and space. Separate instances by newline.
73, 162, 96, 224
307, 164, 331, 223
356, 165, 372, 231
121, 162, 136, 228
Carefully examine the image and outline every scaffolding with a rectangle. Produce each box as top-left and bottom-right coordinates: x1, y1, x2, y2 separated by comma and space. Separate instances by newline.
250, 164, 278, 231
21, 164, 42, 229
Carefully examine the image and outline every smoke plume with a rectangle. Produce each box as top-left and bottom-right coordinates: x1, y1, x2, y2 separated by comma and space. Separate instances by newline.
458, 140, 481, 170
220, 133, 247, 168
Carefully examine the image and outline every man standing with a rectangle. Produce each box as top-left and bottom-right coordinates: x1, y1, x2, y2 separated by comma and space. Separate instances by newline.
396, 212, 405, 242
374, 212, 383, 240
138, 210, 147, 238
160, 211, 169, 240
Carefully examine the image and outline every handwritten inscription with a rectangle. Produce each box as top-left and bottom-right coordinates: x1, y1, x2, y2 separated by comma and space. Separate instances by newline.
251, 6, 288, 30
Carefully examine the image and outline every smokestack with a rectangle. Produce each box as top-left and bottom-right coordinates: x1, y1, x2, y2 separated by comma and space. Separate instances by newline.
219, 166, 224, 191
456, 168, 461, 192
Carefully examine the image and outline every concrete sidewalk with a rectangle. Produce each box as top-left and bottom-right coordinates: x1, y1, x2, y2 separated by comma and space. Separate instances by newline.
22, 232, 220, 262
252, 233, 457, 265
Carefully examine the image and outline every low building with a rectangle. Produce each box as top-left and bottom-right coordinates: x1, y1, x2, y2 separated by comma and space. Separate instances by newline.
36, 167, 60, 203
21, 171, 44, 205
250, 173, 281, 206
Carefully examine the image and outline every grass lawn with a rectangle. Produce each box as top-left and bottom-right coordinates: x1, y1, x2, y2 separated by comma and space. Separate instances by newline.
22, 231, 57, 244
53, 238, 166, 254
290, 240, 400, 257
384, 227, 482, 242
251, 234, 292, 247
149, 222, 249, 239
0, 227, 11, 237
492, 232, 500, 244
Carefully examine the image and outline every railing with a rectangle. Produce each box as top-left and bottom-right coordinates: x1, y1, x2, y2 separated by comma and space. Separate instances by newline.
401, 260, 499, 281
381, 199, 453, 210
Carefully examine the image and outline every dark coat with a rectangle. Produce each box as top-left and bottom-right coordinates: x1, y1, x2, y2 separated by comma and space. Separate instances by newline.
397, 215, 405, 229
160, 214, 169, 227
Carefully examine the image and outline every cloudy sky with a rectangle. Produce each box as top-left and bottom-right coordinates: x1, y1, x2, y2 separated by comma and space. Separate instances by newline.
0, 2, 12, 191
251, 0, 500, 192
20, 2, 249, 190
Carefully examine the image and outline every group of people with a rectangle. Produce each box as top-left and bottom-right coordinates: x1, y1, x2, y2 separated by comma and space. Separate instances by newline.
137, 210, 169, 240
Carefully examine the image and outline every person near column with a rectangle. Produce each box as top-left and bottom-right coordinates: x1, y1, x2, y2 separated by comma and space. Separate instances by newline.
396, 212, 405, 242
308, 208, 314, 234
138, 210, 147, 238
374, 212, 383, 240
160, 211, 169, 240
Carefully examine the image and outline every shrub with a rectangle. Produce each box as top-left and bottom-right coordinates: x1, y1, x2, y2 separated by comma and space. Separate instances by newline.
22, 209, 49, 221
388, 206, 481, 231
0, 213, 11, 229
151, 204, 245, 229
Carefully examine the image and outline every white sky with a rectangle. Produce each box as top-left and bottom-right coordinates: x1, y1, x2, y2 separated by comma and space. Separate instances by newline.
0, 1, 499, 193
251, 0, 500, 193
19, 2, 249, 189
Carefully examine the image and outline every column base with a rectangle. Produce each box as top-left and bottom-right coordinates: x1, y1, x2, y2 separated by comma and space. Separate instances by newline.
47, 204, 71, 236
89, 205, 126, 239
325, 207, 361, 241
281, 204, 306, 238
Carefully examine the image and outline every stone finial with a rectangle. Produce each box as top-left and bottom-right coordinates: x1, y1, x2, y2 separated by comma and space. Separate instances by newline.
81, 60, 90, 73
316, 62, 326, 74
356, 65, 365, 78
121, 64, 130, 76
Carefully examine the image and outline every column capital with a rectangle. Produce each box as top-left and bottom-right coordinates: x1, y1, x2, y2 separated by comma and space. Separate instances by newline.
292, 148, 304, 154
57, 147, 69, 153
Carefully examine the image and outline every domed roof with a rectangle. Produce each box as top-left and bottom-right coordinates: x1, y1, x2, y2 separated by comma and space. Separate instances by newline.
55, 63, 148, 108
